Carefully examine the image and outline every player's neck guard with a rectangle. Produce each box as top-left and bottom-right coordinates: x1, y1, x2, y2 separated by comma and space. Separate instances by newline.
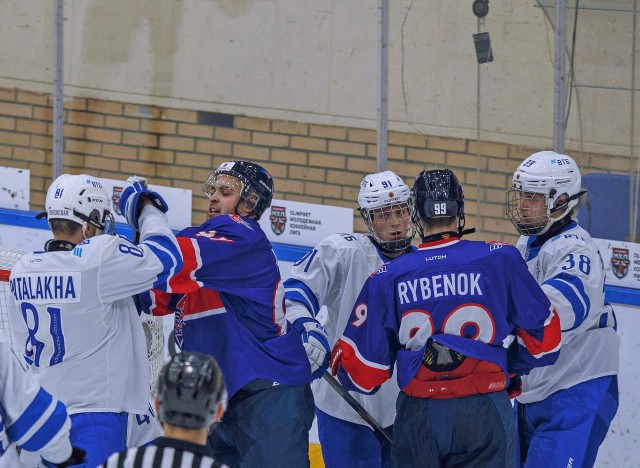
44, 239, 76, 251
420, 230, 460, 244
530, 216, 572, 248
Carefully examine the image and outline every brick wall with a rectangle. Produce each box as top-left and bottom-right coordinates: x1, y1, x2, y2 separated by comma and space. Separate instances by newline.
0, 87, 629, 243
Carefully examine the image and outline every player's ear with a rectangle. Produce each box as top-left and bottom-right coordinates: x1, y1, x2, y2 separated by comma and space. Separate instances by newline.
237, 200, 256, 218
83, 223, 97, 239
214, 402, 225, 422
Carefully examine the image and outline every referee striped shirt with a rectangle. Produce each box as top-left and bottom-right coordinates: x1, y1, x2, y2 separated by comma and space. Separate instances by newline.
100, 437, 229, 468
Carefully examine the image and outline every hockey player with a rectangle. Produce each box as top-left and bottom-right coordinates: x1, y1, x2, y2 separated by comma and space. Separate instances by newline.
506, 151, 620, 467
141, 161, 314, 467
284, 170, 415, 468
331, 169, 562, 467
100, 352, 229, 468
0, 329, 86, 467
7, 174, 182, 467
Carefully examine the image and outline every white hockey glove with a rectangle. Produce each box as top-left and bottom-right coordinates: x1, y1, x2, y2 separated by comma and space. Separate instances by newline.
119, 176, 169, 231
292, 317, 330, 380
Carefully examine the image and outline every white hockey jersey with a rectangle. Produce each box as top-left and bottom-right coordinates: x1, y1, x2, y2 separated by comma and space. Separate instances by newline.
515, 221, 620, 403
284, 233, 409, 428
0, 330, 72, 466
6, 206, 181, 416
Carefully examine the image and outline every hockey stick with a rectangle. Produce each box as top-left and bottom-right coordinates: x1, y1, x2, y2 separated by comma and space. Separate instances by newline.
322, 371, 393, 444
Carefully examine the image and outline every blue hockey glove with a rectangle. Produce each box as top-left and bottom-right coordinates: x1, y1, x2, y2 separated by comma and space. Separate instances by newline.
292, 317, 330, 380
41, 445, 87, 468
119, 176, 169, 231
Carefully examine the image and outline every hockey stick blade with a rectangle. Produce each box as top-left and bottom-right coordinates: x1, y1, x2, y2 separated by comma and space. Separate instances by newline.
322, 371, 393, 444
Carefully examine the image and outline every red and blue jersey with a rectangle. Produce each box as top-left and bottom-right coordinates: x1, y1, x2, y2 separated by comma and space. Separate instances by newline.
335, 237, 561, 395
143, 214, 310, 398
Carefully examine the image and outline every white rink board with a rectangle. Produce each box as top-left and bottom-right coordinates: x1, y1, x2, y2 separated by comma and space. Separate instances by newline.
259, 198, 353, 247
0, 166, 30, 210
596, 303, 640, 467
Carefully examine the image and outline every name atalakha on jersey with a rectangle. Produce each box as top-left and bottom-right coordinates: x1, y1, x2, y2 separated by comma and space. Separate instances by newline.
397, 272, 483, 305
9, 273, 80, 302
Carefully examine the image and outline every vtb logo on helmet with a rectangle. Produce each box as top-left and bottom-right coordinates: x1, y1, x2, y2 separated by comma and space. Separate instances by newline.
36, 174, 115, 235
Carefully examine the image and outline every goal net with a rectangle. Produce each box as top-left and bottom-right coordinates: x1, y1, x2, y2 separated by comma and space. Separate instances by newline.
0, 249, 166, 399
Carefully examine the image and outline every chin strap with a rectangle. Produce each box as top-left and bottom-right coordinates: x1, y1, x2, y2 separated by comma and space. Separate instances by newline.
44, 239, 77, 252
459, 227, 476, 238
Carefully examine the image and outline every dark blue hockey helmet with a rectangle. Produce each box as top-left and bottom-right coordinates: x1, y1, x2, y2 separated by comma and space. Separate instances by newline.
202, 161, 274, 219
156, 352, 227, 430
410, 169, 465, 223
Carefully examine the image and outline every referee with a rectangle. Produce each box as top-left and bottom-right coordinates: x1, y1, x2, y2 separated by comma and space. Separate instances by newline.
100, 352, 228, 468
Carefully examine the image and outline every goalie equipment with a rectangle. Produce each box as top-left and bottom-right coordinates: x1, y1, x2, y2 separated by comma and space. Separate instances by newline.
202, 161, 274, 220
358, 171, 414, 252
36, 174, 115, 235
157, 352, 227, 431
506, 151, 584, 236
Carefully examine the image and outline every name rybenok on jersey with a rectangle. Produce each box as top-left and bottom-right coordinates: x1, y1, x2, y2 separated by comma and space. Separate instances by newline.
397, 272, 482, 305
9, 273, 80, 302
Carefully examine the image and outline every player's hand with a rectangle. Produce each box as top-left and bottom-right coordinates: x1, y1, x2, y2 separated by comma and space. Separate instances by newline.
120, 175, 169, 230
330, 341, 344, 376
292, 317, 330, 380
41, 445, 87, 468
506, 373, 522, 399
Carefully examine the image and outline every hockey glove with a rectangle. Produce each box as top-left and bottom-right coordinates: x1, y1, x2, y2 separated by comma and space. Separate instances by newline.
292, 317, 330, 380
119, 176, 169, 231
41, 445, 87, 468
507, 373, 522, 399
330, 341, 344, 376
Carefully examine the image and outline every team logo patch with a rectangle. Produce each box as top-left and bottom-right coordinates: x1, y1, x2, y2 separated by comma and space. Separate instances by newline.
611, 248, 630, 279
112, 187, 123, 215
270, 206, 287, 235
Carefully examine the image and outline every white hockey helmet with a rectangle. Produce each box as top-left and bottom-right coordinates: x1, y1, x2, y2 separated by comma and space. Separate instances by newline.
38, 174, 115, 235
358, 170, 414, 252
506, 151, 583, 236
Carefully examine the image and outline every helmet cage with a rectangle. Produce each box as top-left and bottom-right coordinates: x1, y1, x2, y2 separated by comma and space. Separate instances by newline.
202, 161, 274, 219
360, 201, 414, 252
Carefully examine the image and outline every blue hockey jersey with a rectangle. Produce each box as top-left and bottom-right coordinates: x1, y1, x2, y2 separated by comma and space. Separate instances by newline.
335, 236, 562, 395
144, 214, 310, 398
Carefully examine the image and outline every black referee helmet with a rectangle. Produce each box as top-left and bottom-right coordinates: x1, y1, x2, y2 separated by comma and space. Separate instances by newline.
156, 352, 227, 430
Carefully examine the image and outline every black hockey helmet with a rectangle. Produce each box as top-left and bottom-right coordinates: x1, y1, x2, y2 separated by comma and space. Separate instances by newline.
410, 169, 464, 223
156, 352, 227, 430
202, 161, 274, 219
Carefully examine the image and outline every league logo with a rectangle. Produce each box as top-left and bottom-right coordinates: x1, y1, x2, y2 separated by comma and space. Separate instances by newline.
611, 247, 630, 279
270, 206, 287, 235
112, 186, 123, 216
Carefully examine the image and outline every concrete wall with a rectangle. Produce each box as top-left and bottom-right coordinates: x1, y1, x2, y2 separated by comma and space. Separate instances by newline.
0, 1, 638, 157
